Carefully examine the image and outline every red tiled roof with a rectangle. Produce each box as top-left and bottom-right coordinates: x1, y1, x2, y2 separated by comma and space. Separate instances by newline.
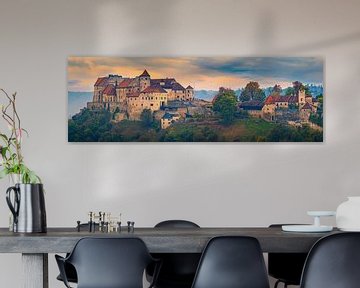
142, 85, 168, 94
288, 95, 298, 103
151, 78, 186, 91
172, 82, 185, 91
151, 78, 176, 89
265, 95, 275, 105
139, 69, 150, 77
118, 78, 132, 88
94, 77, 108, 87
278, 95, 292, 102
127, 92, 140, 97
239, 100, 264, 110
153, 78, 175, 82
103, 84, 116, 96
301, 102, 312, 110
266, 95, 298, 104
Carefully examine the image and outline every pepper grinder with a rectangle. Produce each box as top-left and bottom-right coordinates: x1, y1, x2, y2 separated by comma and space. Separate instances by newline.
77, 221, 81, 232
88, 212, 93, 232
98, 211, 103, 231
127, 221, 135, 233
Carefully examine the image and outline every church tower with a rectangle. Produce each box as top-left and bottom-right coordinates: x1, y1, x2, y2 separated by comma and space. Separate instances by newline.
139, 69, 150, 91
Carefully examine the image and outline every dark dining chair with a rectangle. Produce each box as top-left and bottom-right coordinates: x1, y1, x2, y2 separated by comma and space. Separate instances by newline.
268, 224, 308, 288
146, 220, 201, 288
56, 223, 99, 284
191, 236, 270, 288
300, 232, 360, 288
55, 237, 161, 288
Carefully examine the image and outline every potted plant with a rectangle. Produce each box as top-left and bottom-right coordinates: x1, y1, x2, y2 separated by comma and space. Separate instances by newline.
0, 89, 40, 183
0, 89, 46, 233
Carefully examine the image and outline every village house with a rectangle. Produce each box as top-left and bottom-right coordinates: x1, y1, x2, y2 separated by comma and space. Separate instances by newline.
238, 100, 264, 118
240, 88, 319, 123
261, 89, 319, 122
161, 113, 181, 129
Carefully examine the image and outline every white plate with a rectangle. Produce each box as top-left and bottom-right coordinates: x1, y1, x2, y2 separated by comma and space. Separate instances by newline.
282, 225, 333, 232
338, 227, 360, 232
307, 211, 336, 217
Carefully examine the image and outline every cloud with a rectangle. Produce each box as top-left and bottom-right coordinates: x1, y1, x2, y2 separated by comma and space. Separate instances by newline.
194, 57, 323, 84
67, 57, 323, 91
68, 80, 80, 85
68, 58, 91, 68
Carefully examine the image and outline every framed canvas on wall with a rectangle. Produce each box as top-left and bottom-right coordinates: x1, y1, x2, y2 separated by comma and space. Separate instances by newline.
68, 57, 323, 142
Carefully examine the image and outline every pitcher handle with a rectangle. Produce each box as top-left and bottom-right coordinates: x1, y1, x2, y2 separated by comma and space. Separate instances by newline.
6, 186, 20, 224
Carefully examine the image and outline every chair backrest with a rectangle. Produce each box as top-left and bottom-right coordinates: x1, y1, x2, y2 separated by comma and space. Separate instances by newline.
191, 236, 270, 288
268, 224, 308, 285
67, 237, 153, 288
155, 220, 200, 228
151, 220, 201, 284
300, 232, 360, 288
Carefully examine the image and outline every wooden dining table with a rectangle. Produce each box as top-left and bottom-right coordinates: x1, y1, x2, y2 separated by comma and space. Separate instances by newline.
0, 226, 339, 288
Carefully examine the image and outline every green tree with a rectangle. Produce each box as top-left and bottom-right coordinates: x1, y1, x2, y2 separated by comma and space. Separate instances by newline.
293, 81, 305, 96
309, 96, 323, 127
267, 124, 322, 142
213, 88, 238, 125
284, 87, 294, 96
240, 82, 265, 102
68, 109, 112, 142
140, 109, 153, 127
161, 124, 219, 142
272, 84, 282, 94
112, 107, 120, 120
317, 94, 323, 104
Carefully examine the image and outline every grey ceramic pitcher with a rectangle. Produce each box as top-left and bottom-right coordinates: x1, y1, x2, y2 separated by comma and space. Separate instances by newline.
6, 183, 47, 233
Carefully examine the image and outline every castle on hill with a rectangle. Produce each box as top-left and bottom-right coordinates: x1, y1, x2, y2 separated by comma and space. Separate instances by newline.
87, 70, 194, 120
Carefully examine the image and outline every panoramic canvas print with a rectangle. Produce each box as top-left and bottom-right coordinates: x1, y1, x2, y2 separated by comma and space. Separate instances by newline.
68, 57, 323, 142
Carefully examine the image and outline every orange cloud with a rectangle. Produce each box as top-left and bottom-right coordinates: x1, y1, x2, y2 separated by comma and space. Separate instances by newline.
68, 57, 315, 91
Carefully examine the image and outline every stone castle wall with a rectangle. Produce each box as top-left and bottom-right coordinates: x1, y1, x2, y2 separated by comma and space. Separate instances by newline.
87, 101, 122, 113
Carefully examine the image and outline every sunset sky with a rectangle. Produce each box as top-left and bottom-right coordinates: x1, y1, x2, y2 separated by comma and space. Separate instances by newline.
68, 57, 323, 91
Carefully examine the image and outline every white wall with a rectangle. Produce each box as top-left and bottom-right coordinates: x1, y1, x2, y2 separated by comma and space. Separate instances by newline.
0, 0, 360, 287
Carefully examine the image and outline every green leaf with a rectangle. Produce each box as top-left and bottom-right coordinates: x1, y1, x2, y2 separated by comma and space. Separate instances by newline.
0, 146, 7, 158
0, 168, 9, 179
0, 133, 8, 142
21, 128, 29, 137
18, 164, 41, 184
28, 172, 40, 184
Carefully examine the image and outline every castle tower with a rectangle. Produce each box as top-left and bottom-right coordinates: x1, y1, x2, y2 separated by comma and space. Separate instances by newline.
139, 69, 150, 91
186, 85, 194, 101
115, 80, 121, 102
298, 88, 306, 105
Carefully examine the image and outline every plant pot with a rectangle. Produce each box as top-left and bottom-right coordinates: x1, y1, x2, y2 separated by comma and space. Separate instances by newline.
7, 174, 21, 231
9, 173, 22, 185
6, 183, 47, 233
336, 196, 360, 231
